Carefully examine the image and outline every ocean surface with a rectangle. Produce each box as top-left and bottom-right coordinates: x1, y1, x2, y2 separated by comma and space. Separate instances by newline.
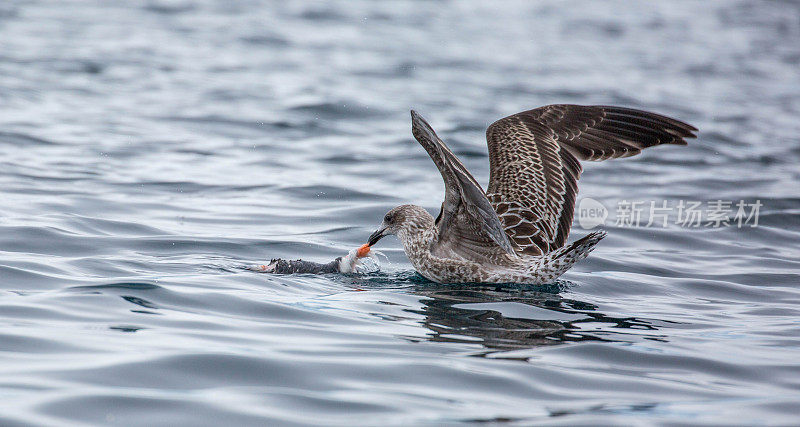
1, 1, 800, 425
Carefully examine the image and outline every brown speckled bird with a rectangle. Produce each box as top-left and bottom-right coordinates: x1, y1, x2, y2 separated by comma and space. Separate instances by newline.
367, 106, 697, 284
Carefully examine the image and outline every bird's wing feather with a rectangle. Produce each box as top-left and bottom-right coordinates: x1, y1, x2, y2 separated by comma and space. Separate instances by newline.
487, 104, 697, 255
410, 110, 516, 260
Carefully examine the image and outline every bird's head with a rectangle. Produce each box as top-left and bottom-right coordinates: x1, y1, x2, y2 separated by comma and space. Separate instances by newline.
367, 204, 433, 246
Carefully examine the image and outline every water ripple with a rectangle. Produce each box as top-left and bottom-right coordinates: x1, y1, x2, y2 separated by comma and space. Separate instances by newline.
1, 0, 799, 425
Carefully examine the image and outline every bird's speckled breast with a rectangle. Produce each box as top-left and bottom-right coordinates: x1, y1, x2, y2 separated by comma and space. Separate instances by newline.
397, 225, 604, 284
399, 226, 540, 284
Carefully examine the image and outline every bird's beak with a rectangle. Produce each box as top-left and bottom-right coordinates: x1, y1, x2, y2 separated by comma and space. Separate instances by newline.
367, 227, 387, 246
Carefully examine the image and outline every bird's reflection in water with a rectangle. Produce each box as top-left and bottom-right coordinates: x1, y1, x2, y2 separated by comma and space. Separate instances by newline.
406, 281, 666, 356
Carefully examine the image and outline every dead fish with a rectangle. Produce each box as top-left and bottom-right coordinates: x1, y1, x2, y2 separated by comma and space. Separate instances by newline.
251, 244, 384, 275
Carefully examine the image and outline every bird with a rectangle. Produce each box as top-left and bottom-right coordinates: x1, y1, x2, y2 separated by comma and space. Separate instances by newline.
366, 105, 697, 284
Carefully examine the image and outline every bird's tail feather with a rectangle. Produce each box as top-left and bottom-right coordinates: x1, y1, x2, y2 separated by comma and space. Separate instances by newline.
537, 230, 606, 282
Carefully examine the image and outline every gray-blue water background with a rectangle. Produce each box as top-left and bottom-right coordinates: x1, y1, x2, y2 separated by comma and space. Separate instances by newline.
1, 1, 799, 425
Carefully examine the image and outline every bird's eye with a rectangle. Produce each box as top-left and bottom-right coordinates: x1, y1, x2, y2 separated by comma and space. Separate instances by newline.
384, 213, 393, 223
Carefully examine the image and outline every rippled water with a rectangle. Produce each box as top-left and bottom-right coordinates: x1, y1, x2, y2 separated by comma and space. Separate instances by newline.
2, 1, 800, 425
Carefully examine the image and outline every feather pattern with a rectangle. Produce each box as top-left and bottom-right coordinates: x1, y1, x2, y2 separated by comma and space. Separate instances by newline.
410, 110, 516, 260
373, 106, 696, 284
486, 104, 697, 255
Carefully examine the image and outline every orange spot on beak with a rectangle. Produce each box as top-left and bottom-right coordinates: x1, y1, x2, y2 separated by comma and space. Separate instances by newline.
356, 243, 371, 258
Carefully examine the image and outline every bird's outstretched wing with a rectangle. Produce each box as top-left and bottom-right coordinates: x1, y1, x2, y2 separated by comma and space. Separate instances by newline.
486, 104, 697, 256
410, 110, 516, 261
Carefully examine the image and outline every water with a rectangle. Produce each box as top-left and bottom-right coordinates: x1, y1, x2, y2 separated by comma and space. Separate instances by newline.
1, 1, 799, 425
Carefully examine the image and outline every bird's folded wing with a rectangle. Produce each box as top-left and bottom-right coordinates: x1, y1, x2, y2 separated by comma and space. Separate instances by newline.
410, 110, 516, 260
486, 104, 697, 256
